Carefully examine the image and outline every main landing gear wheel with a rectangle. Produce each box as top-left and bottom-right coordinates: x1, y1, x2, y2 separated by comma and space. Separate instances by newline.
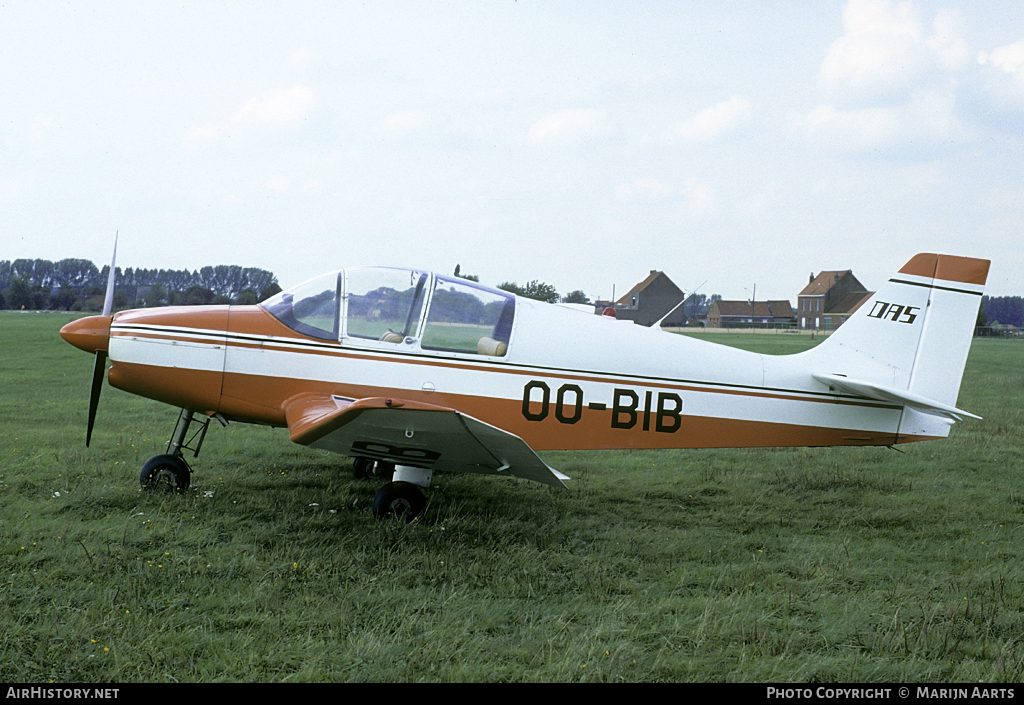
372, 481, 426, 522
351, 457, 373, 479
140, 454, 191, 494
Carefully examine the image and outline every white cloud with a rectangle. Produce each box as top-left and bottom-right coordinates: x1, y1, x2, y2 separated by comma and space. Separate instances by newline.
232, 85, 316, 130
820, 0, 971, 109
978, 39, 1024, 74
527, 109, 607, 144
802, 104, 901, 150
977, 39, 1024, 105
800, 89, 963, 151
809, 1, 976, 151
671, 97, 751, 143
820, 0, 930, 102
374, 110, 430, 140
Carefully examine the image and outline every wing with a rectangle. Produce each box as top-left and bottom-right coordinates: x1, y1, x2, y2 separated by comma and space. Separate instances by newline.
283, 394, 569, 488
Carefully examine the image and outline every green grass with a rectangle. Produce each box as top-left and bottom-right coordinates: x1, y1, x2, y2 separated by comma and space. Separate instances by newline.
2, 312, 1023, 682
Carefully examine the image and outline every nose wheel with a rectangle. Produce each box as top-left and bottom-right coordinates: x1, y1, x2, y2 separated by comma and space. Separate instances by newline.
140, 409, 221, 494
140, 454, 191, 493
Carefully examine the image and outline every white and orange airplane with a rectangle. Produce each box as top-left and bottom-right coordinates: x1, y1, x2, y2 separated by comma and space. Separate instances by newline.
61, 252, 989, 519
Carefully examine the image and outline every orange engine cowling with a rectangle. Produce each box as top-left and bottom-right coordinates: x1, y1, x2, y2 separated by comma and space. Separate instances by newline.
105, 306, 230, 416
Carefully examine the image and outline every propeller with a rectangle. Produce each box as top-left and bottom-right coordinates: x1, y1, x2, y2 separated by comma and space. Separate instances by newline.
87, 234, 117, 446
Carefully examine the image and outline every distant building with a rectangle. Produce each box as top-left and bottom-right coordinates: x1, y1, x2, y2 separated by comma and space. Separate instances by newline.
706, 300, 795, 328
614, 270, 687, 327
797, 270, 873, 331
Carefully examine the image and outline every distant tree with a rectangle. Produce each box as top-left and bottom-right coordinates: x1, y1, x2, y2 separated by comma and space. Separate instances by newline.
184, 285, 214, 306
453, 264, 479, 282
235, 289, 258, 305
563, 290, 590, 305
52, 285, 78, 311
259, 283, 282, 302
146, 283, 167, 307
498, 280, 560, 303
0, 255, 280, 308
521, 280, 559, 303
54, 258, 99, 288
982, 295, 1024, 329
6, 276, 32, 310
113, 289, 129, 310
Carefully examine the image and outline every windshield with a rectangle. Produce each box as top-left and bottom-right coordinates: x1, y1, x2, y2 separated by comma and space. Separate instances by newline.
261, 272, 341, 341
262, 267, 515, 356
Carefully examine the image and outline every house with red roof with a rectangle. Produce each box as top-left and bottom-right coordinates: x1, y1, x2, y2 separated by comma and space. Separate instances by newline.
797, 270, 873, 331
706, 299, 795, 328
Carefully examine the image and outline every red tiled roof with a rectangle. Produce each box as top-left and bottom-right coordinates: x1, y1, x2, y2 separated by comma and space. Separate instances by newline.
615, 270, 663, 305
800, 270, 849, 296
712, 300, 794, 318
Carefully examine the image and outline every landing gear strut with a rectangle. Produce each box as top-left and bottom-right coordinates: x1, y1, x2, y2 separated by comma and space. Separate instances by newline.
351, 458, 395, 480
139, 409, 224, 494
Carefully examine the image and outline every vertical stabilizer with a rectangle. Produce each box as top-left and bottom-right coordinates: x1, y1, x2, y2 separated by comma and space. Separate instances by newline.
808, 253, 988, 430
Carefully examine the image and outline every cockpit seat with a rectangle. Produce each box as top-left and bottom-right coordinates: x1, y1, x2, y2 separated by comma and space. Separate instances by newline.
477, 336, 507, 357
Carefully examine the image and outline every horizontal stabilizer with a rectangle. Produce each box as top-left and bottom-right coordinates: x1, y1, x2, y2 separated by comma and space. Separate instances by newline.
813, 373, 980, 422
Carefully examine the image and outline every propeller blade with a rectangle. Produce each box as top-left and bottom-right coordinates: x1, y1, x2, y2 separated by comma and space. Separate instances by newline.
86, 233, 117, 446
102, 233, 117, 316
86, 350, 107, 446
86, 350, 107, 447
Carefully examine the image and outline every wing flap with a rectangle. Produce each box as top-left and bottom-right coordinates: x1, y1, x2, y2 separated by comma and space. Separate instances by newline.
283, 394, 568, 488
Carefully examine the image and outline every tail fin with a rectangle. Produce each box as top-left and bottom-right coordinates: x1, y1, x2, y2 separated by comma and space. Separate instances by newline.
809, 253, 989, 427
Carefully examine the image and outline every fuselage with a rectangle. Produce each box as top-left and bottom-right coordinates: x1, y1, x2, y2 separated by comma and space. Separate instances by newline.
77, 265, 921, 452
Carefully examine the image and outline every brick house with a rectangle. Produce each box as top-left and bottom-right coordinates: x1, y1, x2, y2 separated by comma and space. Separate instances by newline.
614, 270, 687, 327
797, 270, 873, 331
706, 299, 795, 328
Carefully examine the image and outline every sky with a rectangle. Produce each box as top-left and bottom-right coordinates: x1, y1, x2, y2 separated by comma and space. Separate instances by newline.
2, 0, 1022, 304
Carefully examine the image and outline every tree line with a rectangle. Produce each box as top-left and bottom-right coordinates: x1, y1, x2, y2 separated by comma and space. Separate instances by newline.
980, 296, 1024, 329
0, 258, 280, 311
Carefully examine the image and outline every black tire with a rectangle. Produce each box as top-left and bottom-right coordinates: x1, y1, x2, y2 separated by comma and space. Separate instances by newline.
372, 461, 395, 480
140, 454, 191, 494
372, 482, 426, 521
352, 457, 373, 479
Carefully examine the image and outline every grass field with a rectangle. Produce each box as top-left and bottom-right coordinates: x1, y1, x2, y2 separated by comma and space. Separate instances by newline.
1, 311, 1022, 683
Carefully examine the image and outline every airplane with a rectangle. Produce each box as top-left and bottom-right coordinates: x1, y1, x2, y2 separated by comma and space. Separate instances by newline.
60, 251, 989, 520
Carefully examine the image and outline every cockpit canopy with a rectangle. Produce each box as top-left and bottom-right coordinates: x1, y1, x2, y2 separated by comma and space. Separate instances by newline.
262, 267, 515, 357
